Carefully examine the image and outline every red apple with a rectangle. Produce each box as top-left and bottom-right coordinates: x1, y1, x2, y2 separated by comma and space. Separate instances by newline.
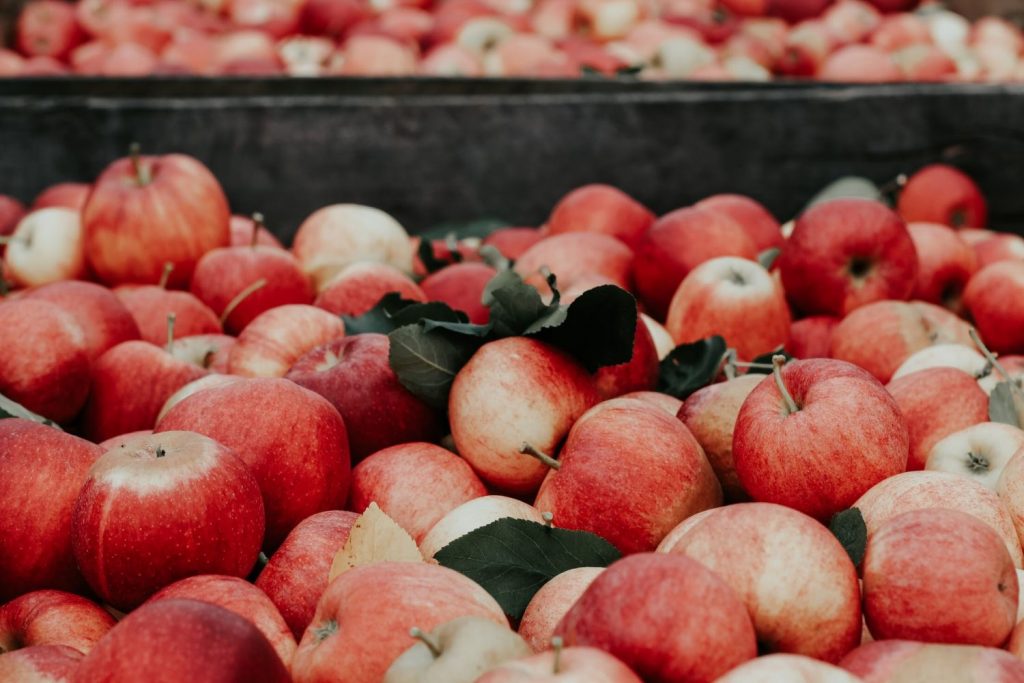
2, 208, 86, 288
513, 233, 633, 300
332, 34, 418, 76
891, 342, 987, 380
478, 646, 643, 682
483, 227, 544, 260
227, 0, 302, 38
420, 495, 546, 560
228, 304, 345, 377
518, 567, 604, 653
544, 184, 654, 249
821, 0, 881, 44
229, 214, 285, 249
168, 334, 236, 374
694, 193, 783, 252
314, 262, 426, 317
974, 234, 1024, 270
907, 222, 977, 313
32, 183, 90, 212
964, 261, 1024, 354
0, 645, 82, 682
115, 285, 222, 345
718, 654, 861, 682
818, 45, 902, 82
785, 315, 838, 359
25, 280, 140, 361
213, 29, 284, 74
16, 0, 84, 60
0, 590, 114, 655
776, 20, 834, 76
897, 164, 987, 228
420, 262, 496, 324
840, 640, 1024, 681
593, 313, 659, 399
302, 0, 369, 37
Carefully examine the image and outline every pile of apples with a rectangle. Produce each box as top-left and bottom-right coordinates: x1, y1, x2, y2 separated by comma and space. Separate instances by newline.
4, 147, 1024, 683
3, 0, 1024, 80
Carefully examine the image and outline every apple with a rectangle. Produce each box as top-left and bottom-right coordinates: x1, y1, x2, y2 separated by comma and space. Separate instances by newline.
818, 44, 902, 81
384, 616, 532, 683
2, 208, 86, 288
786, 315, 838, 359
75, 599, 291, 682
591, 313, 659, 399
483, 227, 544, 260
0, 645, 82, 683
890, 343, 987, 380
634, 205, 759, 319
72, 431, 265, 610
314, 261, 426, 317
32, 183, 90, 212
519, 568, 604, 653
421, 43, 484, 75
477, 645, 643, 682
24, 280, 141, 361
854, 470, 1024, 568
449, 337, 599, 495
0, 590, 115, 655
995, 449, 1024, 550
213, 30, 284, 74
841, 640, 1024, 681
665, 256, 789, 361
897, 164, 988, 228
870, 13, 930, 50
227, 0, 301, 38
156, 377, 351, 548
0, 195, 26, 242
821, 0, 881, 43
116, 279, 222, 345
229, 214, 285, 249
513, 233, 633, 300
907, 222, 978, 313
301, 0, 369, 37
168, 334, 236, 374
556, 553, 756, 682
973, 234, 1024, 270
925, 423, 1024, 490
777, 20, 834, 76
349, 442, 487, 543
420, 262, 497, 325
83, 148, 230, 287
15, 0, 83, 60
778, 199, 918, 317
227, 304, 345, 377
332, 35, 419, 76
146, 575, 296, 667
0, 299, 90, 424
544, 184, 654, 249
693, 194, 782, 252
97, 430, 153, 450
863, 508, 1017, 646
291, 562, 506, 683
716, 654, 862, 682
420, 495, 546, 560
964, 262, 1024, 354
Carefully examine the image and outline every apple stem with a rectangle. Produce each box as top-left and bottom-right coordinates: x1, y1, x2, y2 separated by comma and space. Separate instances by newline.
772, 354, 798, 414
542, 511, 554, 528
970, 327, 1024, 396
158, 262, 174, 289
219, 278, 268, 327
251, 212, 265, 248
520, 442, 561, 470
551, 636, 564, 674
166, 313, 177, 355
722, 349, 737, 380
409, 627, 442, 659
129, 142, 150, 186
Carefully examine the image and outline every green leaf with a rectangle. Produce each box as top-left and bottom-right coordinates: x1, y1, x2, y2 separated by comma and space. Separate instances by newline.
420, 218, 509, 242
389, 301, 465, 328
340, 293, 423, 335
388, 324, 482, 411
829, 508, 867, 569
533, 285, 637, 372
658, 336, 727, 399
434, 518, 621, 620
990, 382, 1022, 428
0, 393, 61, 429
758, 247, 781, 270
747, 347, 794, 374
483, 270, 558, 338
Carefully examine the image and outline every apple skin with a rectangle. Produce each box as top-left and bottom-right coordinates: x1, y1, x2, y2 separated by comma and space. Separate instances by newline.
621, 390, 682, 416
449, 337, 600, 495
146, 575, 296, 667
840, 640, 1024, 682
862, 508, 1017, 646
0, 590, 114, 656
483, 227, 544, 260
156, 377, 351, 549
535, 397, 721, 554
513, 232, 634, 299
556, 553, 756, 683
314, 262, 426, 316
228, 303, 345, 377
716, 654, 862, 682
854, 470, 1024, 568
926, 423, 1024, 490
907, 222, 977, 313
785, 315, 838, 359
890, 343, 988, 381
115, 285, 222, 345
420, 262, 497, 325
964, 261, 1024, 354
0, 644, 82, 682
24, 280, 141, 362
292, 562, 507, 683
75, 599, 291, 683
0, 299, 91, 424
897, 164, 988, 229
634, 206, 759, 320
886, 367, 989, 471
477, 646, 643, 683
518, 567, 604, 653
349, 442, 487, 543
818, 44, 902, 82
71, 431, 265, 611
168, 334, 237, 375
593, 314, 660, 399
778, 199, 918, 317
544, 184, 654, 249
733, 359, 909, 521
995, 449, 1024, 551
0, 195, 26, 241
255, 510, 358, 639
286, 334, 445, 461
82, 152, 230, 288
32, 183, 90, 212
420, 495, 546, 560
665, 256, 790, 361
3, 208, 87, 288
694, 193, 783, 252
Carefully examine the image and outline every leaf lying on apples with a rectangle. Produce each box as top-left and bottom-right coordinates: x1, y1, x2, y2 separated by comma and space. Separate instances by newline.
328, 502, 423, 583
0, 392, 61, 430
990, 382, 1022, 428
434, 518, 620, 620
657, 336, 727, 399
389, 324, 482, 411
829, 508, 867, 569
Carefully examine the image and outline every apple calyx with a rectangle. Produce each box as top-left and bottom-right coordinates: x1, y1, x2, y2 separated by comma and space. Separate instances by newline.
772, 354, 799, 415
409, 627, 443, 658
165, 313, 177, 354
520, 442, 561, 470
251, 212, 265, 248
129, 142, 152, 187
312, 619, 338, 644
970, 327, 1024, 395
551, 636, 564, 674
966, 451, 989, 473
155, 445, 167, 458
219, 278, 268, 326
158, 262, 174, 289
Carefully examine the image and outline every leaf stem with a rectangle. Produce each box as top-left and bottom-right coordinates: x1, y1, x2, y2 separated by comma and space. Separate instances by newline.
219, 278, 268, 327
722, 349, 737, 380
409, 627, 442, 658
773, 354, 798, 414
129, 142, 149, 186
158, 262, 174, 289
520, 442, 561, 470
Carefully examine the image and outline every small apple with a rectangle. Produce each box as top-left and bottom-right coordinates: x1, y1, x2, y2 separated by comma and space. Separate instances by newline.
229, 214, 285, 249
2, 208, 86, 288
420, 495, 546, 560
693, 193, 782, 252
15, 0, 84, 60
907, 222, 978, 313
24, 280, 141, 362
227, 304, 345, 377
544, 184, 654, 249
420, 262, 497, 325
897, 163, 987, 228
964, 261, 1024, 355
925, 423, 1024, 490
32, 182, 91, 212
890, 343, 987, 380
116, 283, 222, 346
483, 227, 544, 260
785, 315, 838, 359
818, 45, 902, 82
513, 233, 633, 300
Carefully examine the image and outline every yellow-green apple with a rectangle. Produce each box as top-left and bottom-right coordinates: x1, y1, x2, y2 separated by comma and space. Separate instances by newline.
886, 367, 989, 470
634, 206, 758, 319
0, 299, 90, 423
778, 199, 918, 317
0, 590, 114, 655
926, 423, 1024, 489
255, 510, 359, 638
593, 315, 659, 399
664, 503, 861, 662
476, 646, 643, 683
71, 431, 265, 610
286, 334, 444, 461
384, 616, 531, 683
907, 222, 977, 313
420, 262, 496, 325
146, 575, 296, 667
0, 645, 82, 683
841, 640, 1024, 682
733, 358, 909, 521
694, 193, 783, 252
229, 214, 285, 249
665, 256, 789, 361
996, 449, 1024, 549
863, 509, 1017, 646
555, 553, 756, 682
0, 420, 100, 601
513, 233, 633, 300
974, 234, 1024, 270
829, 300, 972, 383
484, 227, 544, 260
620, 390, 681, 416
168, 334, 237, 374
964, 262, 1024, 354
349, 442, 487, 543
190, 244, 313, 334
2, 208, 86, 288
292, 562, 506, 683
156, 378, 350, 548
314, 262, 426, 316
227, 304, 345, 377
82, 150, 230, 287
534, 397, 721, 554
420, 495, 546, 560
640, 313, 674, 359
292, 204, 415, 291
24, 280, 140, 361
854, 470, 1024, 568
897, 163, 987, 228
449, 338, 599, 495
716, 654, 863, 682
890, 343, 987, 380
544, 184, 654, 249
116, 285, 222, 345
786, 315, 838, 359
74, 599, 290, 682
518, 568, 604, 653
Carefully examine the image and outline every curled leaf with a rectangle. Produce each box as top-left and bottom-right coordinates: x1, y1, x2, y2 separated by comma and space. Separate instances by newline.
329, 502, 423, 582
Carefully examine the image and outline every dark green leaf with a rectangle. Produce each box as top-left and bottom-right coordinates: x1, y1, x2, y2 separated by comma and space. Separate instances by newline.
0, 393, 60, 429
658, 336, 727, 399
532, 285, 637, 371
829, 508, 867, 569
990, 382, 1022, 427
758, 247, 781, 270
422, 319, 493, 338
388, 324, 481, 411
389, 301, 466, 328
340, 292, 424, 335
420, 218, 509, 242
434, 518, 621, 620
747, 347, 794, 374
483, 270, 558, 338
